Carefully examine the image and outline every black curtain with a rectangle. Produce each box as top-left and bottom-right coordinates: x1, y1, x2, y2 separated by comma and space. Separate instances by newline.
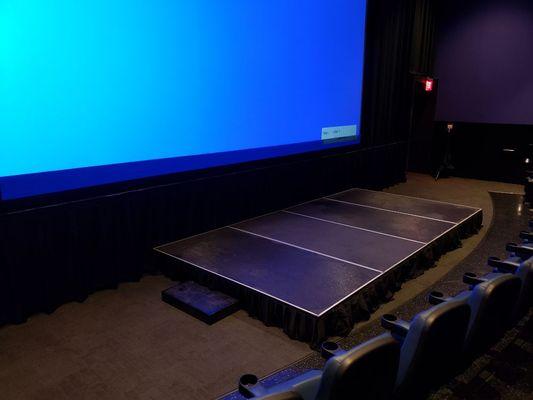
0, 0, 439, 327
410, 0, 437, 75
362, 0, 437, 147
0, 145, 407, 326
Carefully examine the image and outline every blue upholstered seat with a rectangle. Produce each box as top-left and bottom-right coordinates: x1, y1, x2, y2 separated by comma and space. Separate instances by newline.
488, 256, 533, 321
239, 333, 400, 400
381, 296, 470, 397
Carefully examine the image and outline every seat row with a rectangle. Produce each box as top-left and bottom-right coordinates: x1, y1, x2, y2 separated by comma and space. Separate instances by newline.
237, 221, 533, 400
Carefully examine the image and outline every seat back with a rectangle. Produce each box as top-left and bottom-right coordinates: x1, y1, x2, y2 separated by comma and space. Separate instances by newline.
316, 333, 399, 400
465, 273, 522, 355
514, 257, 533, 318
395, 298, 470, 396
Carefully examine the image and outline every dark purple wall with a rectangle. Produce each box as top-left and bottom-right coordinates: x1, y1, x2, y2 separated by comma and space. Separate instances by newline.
435, 0, 533, 124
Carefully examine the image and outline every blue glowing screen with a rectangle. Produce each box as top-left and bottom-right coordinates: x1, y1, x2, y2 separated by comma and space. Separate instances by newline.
0, 1, 367, 200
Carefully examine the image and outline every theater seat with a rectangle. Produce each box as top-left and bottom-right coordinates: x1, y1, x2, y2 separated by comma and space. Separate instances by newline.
239, 333, 400, 400
488, 256, 533, 320
380, 298, 470, 398
317, 334, 400, 400
431, 272, 521, 359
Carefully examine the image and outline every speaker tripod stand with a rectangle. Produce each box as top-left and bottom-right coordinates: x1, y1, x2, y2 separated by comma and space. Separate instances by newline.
435, 124, 455, 181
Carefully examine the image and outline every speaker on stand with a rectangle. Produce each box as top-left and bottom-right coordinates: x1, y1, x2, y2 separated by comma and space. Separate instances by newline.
435, 123, 456, 181
525, 143, 533, 207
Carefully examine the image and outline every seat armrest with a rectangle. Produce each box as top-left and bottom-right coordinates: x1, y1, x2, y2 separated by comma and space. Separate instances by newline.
428, 291, 455, 305
506, 242, 533, 260
463, 272, 487, 287
487, 256, 520, 274
381, 314, 410, 340
520, 231, 533, 242
291, 371, 322, 400
320, 341, 347, 360
239, 375, 268, 398
246, 371, 322, 400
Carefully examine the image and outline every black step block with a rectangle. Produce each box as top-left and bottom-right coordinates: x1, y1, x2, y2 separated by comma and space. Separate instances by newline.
162, 281, 240, 325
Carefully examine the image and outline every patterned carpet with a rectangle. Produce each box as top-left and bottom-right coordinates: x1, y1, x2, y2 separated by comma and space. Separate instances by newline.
431, 312, 533, 400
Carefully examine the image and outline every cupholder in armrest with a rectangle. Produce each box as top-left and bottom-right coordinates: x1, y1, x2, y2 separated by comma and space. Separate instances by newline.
520, 231, 533, 241
506, 242, 518, 254
428, 291, 446, 305
507, 242, 533, 259
239, 374, 266, 398
463, 272, 486, 286
381, 314, 397, 329
321, 341, 345, 360
240, 374, 258, 387
381, 314, 410, 338
487, 256, 519, 273
382, 314, 397, 322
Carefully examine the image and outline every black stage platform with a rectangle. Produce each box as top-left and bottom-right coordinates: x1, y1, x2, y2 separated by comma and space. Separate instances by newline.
155, 188, 482, 346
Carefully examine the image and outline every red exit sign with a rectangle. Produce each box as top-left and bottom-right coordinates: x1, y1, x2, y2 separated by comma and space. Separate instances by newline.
424, 78, 434, 92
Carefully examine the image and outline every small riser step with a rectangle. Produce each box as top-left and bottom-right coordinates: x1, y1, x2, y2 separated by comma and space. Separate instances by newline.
162, 281, 240, 325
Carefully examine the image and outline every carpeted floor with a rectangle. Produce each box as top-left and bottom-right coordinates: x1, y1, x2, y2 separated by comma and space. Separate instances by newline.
0, 173, 525, 400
